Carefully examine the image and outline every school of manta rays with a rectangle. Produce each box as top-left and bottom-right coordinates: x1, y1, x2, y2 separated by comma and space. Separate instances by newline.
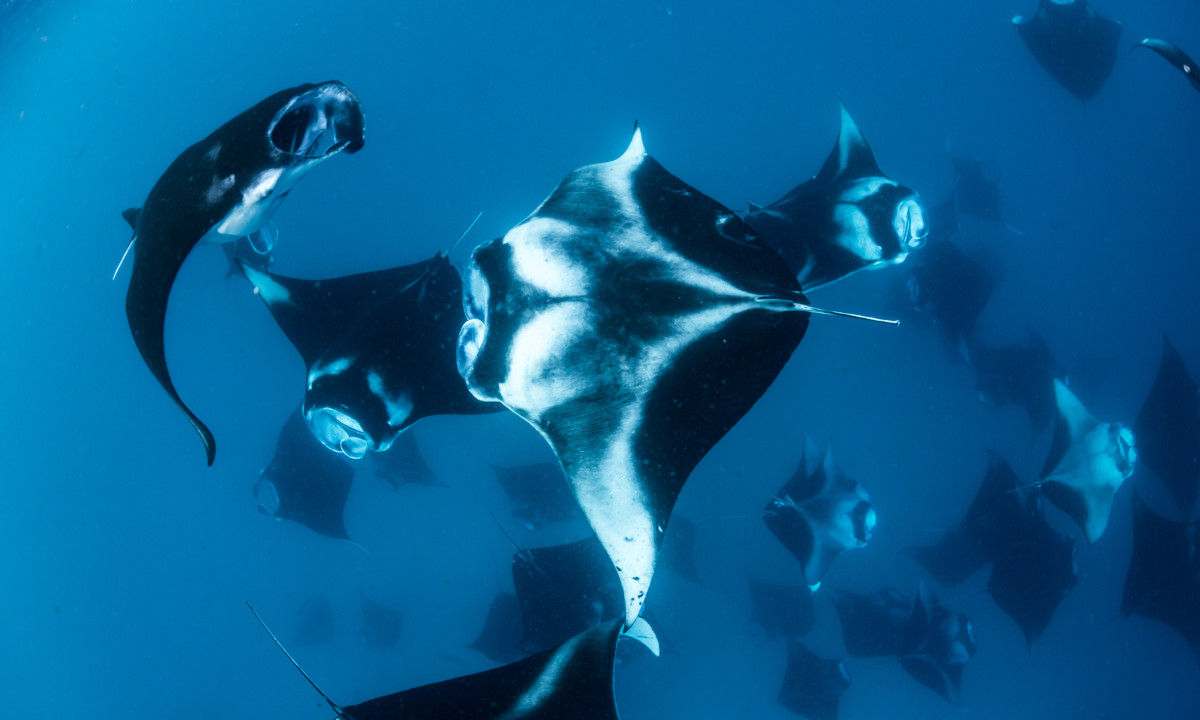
114, 3, 1199, 717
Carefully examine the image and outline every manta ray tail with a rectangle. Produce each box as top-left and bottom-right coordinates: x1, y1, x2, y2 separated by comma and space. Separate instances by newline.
112, 235, 136, 281
755, 295, 900, 326
245, 602, 348, 717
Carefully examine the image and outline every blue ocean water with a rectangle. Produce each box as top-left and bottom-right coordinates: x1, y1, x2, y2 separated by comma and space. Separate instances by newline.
1, 0, 1198, 717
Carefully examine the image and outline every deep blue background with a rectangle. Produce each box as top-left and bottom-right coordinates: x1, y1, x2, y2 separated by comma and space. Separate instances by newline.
1, 0, 1198, 717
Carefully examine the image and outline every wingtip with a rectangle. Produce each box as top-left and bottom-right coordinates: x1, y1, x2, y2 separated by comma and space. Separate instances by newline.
621, 122, 646, 160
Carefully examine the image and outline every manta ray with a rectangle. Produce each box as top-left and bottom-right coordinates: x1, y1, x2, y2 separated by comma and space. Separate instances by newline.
910, 452, 1079, 645
741, 105, 927, 290
1040, 379, 1137, 542
490, 462, 586, 531
967, 330, 1064, 436
1121, 495, 1200, 666
251, 605, 657, 720
120, 81, 364, 464
747, 575, 816, 639
1013, 0, 1122, 101
763, 437, 876, 588
1135, 335, 1200, 518
455, 127, 892, 626
254, 409, 356, 543
893, 235, 994, 350
777, 641, 850, 720
241, 252, 500, 459
829, 585, 976, 703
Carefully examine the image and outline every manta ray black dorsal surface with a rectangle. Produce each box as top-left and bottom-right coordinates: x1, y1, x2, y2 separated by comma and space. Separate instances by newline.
457, 127, 814, 626
968, 330, 1064, 435
372, 430, 443, 490
747, 575, 816, 639
897, 235, 994, 349
123, 81, 363, 465
254, 409, 355, 541
1121, 494, 1200, 665
512, 536, 624, 654
897, 586, 976, 703
1136, 39, 1200, 92
1013, 0, 1122, 101
242, 253, 499, 459
1135, 335, 1200, 517
340, 618, 655, 720
742, 105, 927, 290
491, 462, 585, 530
777, 641, 850, 720
910, 452, 1028, 587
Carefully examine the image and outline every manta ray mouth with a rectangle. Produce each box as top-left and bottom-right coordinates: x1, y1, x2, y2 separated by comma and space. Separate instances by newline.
894, 196, 929, 251
306, 406, 371, 459
269, 83, 365, 159
1114, 425, 1137, 477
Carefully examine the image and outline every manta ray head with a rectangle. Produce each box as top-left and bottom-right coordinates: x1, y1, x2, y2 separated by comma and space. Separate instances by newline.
303, 357, 414, 459
835, 180, 927, 271
268, 81, 365, 160
934, 611, 977, 667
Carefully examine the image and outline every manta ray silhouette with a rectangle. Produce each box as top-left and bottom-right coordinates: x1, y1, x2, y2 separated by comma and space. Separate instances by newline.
120, 82, 364, 464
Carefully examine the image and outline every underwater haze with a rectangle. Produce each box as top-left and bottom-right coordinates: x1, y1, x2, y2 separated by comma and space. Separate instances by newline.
2, 0, 1199, 718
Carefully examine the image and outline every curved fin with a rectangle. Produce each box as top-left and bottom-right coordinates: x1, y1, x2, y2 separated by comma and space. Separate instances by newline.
816, 104, 882, 183
125, 254, 216, 465
623, 617, 660, 656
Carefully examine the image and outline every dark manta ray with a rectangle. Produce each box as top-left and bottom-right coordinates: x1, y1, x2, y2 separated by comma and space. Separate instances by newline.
1135, 335, 1200, 517
512, 537, 624, 654
829, 586, 976, 703
777, 641, 850, 720
241, 252, 499, 459
1136, 39, 1200, 92
895, 236, 994, 349
911, 452, 1079, 645
468, 592, 525, 664
741, 105, 928, 290
1122, 494, 1200, 665
987, 514, 1079, 646
748, 574, 816, 639
456, 127, 893, 625
119, 82, 364, 465
254, 409, 355, 541
967, 330, 1064, 435
293, 595, 335, 647
947, 156, 1011, 229
1041, 379, 1137, 543
1013, 0, 1122, 101
910, 452, 1033, 588
491, 462, 586, 530
359, 594, 403, 651
371, 430, 443, 490
251, 604, 658, 720
763, 437, 876, 588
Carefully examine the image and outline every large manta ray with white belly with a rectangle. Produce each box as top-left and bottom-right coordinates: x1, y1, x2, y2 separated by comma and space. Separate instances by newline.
456, 127, 888, 626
